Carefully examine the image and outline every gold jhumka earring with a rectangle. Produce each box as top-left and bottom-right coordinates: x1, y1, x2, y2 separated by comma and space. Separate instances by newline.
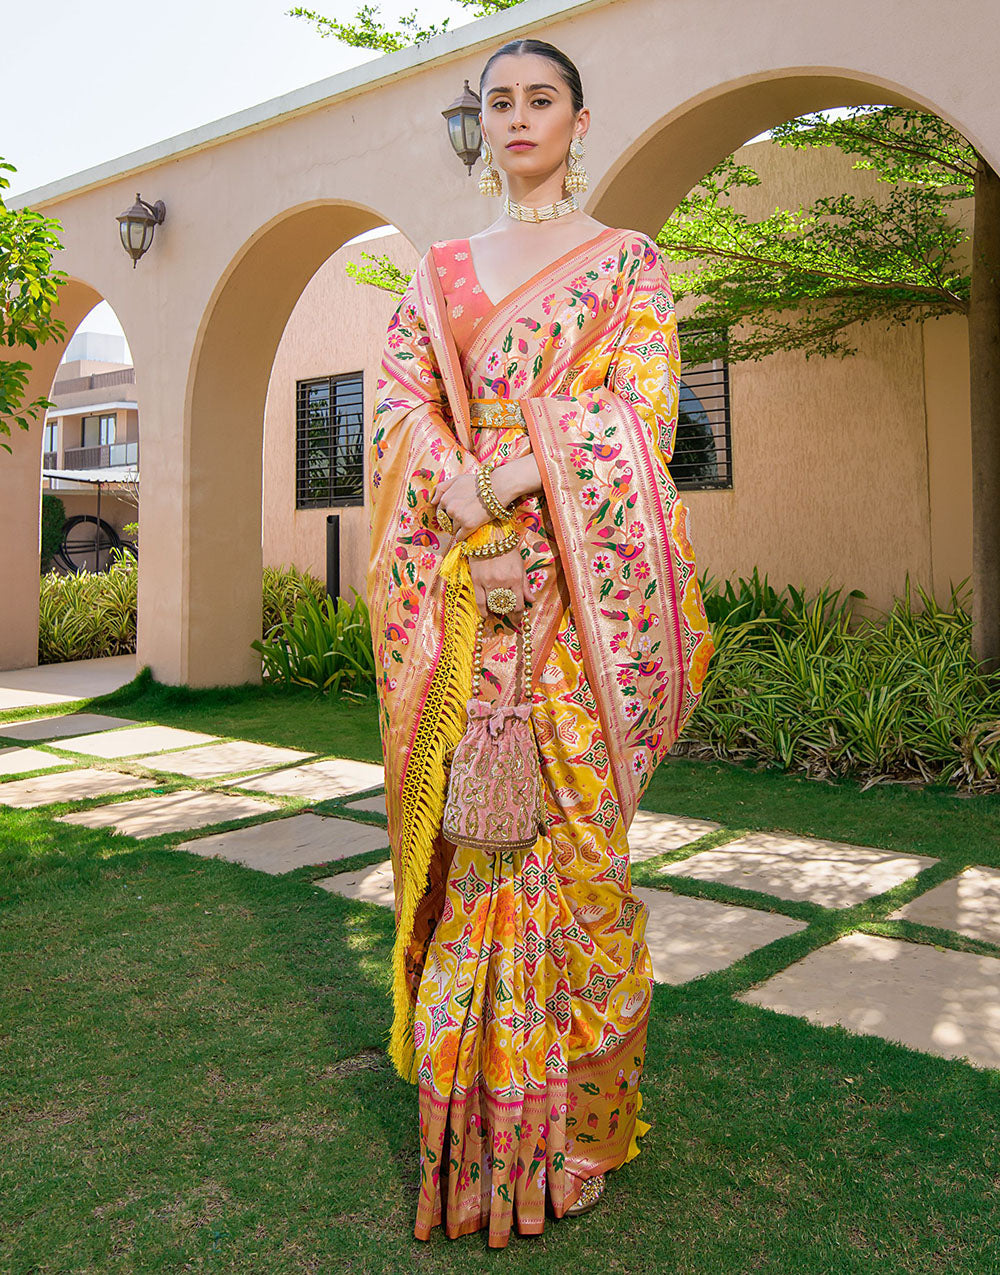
564, 136, 589, 194
477, 134, 586, 198
478, 134, 503, 196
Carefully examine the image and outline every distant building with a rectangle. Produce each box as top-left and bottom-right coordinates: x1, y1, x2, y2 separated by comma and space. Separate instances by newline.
41, 331, 139, 546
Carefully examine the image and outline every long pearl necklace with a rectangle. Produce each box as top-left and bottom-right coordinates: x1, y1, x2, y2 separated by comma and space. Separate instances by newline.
503, 193, 580, 222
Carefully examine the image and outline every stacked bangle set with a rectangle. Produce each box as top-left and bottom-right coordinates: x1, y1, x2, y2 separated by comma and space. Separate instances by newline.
475, 459, 516, 521
437, 457, 519, 559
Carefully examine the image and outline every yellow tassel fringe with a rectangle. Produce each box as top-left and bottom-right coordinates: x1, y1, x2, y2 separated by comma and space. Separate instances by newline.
386, 541, 480, 1083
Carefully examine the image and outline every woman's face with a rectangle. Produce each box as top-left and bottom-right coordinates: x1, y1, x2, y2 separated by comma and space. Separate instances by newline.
479, 52, 586, 180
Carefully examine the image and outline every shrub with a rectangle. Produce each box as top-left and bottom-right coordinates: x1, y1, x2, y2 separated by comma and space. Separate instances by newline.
262, 563, 325, 637
38, 549, 137, 663
40, 493, 66, 572
252, 590, 375, 698
680, 571, 1000, 792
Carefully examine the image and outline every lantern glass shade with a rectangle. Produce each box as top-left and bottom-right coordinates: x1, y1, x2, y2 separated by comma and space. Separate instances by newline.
448, 111, 480, 157
119, 217, 154, 257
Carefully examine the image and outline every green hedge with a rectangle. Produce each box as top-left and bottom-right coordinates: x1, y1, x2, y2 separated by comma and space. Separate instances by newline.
681, 568, 1000, 792
39, 494, 66, 573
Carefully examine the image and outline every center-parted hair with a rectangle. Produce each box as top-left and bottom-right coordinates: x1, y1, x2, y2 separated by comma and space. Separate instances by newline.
478, 38, 585, 115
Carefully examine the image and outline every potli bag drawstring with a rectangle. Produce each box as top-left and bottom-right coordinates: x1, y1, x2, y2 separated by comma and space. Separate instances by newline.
442, 611, 548, 852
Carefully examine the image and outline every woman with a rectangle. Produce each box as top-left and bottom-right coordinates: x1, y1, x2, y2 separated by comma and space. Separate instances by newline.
367, 37, 715, 1248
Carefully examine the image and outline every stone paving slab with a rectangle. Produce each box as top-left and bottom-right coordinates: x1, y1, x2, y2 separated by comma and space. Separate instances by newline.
315, 859, 396, 907
628, 808, 723, 862
634, 886, 808, 984
343, 793, 388, 819
178, 814, 390, 874
0, 767, 156, 809
0, 747, 71, 777
55, 725, 218, 759
659, 830, 939, 908
229, 758, 385, 801
0, 654, 135, 710
136, 740, 314, 778
886, 866, 1000, 947
0, 713, 138, 743
59, 790, 276, 839
737, 930, 1000, 1071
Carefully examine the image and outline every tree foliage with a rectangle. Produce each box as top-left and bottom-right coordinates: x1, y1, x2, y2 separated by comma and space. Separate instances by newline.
287, 0, 520, 54
344, 250, 412, 297
0, 158, 68, 453
660, 107, 977, 367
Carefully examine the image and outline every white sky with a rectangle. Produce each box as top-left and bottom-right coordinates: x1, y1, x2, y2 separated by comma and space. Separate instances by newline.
3, 0, 820, 349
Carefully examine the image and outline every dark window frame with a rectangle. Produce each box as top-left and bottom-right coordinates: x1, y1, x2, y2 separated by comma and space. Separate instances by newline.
672, 322, 733, 492
295, 372, 365, 510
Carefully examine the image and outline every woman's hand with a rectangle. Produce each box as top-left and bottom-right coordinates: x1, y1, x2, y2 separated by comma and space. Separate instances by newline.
468, 548, 526, 619
431, 453, 544, 542
430, 472, 489, 541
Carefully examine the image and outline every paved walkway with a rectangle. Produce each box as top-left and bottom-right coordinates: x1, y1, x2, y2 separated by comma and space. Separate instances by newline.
0, 655, 136, 710
2, 708, 999, 1073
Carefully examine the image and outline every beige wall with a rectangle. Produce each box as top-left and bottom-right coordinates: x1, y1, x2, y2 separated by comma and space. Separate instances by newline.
263, 233, 419, 596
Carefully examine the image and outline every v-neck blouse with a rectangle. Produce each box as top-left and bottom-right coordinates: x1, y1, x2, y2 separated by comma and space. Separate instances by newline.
429, 226, 624, 396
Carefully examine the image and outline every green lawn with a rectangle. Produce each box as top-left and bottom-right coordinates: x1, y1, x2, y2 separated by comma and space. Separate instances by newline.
2, 676, 999, 1273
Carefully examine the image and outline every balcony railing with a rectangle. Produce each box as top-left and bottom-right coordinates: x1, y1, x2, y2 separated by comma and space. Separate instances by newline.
53, 368, 136, 395
62, 441, 139, 470
42, 451, 57, 469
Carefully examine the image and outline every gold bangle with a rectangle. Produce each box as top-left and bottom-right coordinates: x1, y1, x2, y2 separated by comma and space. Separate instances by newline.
463, 528, 519, 559
475, 460, 516, 521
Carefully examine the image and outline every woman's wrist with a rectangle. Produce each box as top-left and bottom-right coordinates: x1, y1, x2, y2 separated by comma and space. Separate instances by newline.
490, 454, 542, 509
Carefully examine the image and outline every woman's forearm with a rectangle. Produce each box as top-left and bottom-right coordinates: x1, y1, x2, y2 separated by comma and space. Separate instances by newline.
491, 452, 542, 509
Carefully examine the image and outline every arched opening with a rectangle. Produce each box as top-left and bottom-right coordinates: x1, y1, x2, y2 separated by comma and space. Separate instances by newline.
151, 201, 408, 686
1, 275, 120, 670
42, 304, 139, 569
591, 71, 979, 620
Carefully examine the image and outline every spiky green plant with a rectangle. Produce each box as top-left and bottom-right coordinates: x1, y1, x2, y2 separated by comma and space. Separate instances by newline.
252, 590, 375, 699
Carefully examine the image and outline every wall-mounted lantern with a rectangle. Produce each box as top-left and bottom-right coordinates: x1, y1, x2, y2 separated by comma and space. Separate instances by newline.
442, 79, 483, 174
116, 194, 166, 268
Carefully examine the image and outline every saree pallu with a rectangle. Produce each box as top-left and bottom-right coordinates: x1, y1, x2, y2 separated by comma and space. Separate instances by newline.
367, 227, 715, 1246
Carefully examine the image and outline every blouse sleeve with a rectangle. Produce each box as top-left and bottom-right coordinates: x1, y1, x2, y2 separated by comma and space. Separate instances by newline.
604, 237, 682, 466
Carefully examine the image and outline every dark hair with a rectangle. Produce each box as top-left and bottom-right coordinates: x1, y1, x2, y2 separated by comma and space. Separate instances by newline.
478, 38, 584, 115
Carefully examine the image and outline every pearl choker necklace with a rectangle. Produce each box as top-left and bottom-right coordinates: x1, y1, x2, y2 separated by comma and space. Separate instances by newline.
503, 193, 580, 223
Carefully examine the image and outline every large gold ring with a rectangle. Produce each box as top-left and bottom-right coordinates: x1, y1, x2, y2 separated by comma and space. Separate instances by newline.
486, 587, 518, 616
436, 507, 454, 534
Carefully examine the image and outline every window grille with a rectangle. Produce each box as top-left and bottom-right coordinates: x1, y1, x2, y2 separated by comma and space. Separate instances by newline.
672, 324, 732, 491
295, 373, 365, 509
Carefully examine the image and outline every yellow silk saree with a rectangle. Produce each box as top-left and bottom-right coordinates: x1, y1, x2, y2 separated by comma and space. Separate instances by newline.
367, 226, 714, 1246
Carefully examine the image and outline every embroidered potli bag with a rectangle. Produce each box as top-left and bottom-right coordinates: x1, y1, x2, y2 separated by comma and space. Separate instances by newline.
442, 612, 547, 852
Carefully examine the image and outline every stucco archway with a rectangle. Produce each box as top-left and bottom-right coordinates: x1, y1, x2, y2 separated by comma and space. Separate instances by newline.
590, 68, 979, 232
144, 202, 402, 686
1, 276, 113, 669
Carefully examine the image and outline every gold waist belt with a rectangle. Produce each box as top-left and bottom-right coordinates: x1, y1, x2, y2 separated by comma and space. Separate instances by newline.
469, 399, 526, 430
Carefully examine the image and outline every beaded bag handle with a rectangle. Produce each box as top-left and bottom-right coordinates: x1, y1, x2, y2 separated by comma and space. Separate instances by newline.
471, 610, 533, 702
